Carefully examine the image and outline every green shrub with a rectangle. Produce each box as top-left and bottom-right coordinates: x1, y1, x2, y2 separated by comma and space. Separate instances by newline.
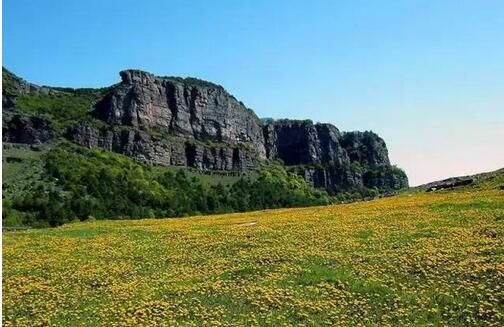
9, 143, 332, 227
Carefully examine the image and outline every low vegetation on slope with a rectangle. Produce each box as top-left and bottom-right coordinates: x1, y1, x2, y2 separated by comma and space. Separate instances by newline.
14, 92, 102, 131
3, 143, 331, 227
3, 177, 503, 326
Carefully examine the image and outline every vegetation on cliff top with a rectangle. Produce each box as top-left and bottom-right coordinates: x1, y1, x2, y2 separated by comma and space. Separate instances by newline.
162, 75, 227, 91
15, 93, 97, 131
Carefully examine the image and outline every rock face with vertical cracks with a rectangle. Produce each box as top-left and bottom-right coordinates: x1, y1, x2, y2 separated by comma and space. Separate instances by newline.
3, 67, 408, 191
65, 124, 257, 171
262, 119, 408, 191
93, 70, 266, 159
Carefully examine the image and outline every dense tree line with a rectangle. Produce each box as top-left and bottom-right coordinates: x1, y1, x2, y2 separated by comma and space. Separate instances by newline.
4, 145, 331, 227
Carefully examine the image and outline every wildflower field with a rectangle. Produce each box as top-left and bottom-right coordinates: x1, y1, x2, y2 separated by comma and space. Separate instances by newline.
3, 184, 504, 326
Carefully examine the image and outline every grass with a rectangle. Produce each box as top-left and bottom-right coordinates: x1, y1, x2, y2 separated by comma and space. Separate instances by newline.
3, 183, 504, 326
14, 92, 108, 132
2, 146, 54, 201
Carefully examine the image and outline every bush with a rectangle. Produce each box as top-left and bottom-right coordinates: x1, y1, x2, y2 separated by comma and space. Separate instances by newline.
9, 144, 333, 227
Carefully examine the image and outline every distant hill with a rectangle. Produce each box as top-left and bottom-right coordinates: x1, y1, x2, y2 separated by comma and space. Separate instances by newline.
413, 168, 504, 192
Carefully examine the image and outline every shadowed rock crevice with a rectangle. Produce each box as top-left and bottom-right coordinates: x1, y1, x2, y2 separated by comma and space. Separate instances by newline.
185, 143, 197, 168
165, 82, 178, 132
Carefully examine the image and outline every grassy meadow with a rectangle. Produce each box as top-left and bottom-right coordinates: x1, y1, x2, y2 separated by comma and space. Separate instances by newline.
3, 181, 504, 326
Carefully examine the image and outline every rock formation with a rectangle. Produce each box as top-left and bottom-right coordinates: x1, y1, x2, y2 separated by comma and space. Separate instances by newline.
2, 68, 56, 144
2, 67, 408, 192
65, 124, 257, 170
3, 110, 54, 144
93, 70, 266, 158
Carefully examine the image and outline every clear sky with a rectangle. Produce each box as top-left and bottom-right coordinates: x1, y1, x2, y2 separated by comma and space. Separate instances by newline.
3, 0, 504, 185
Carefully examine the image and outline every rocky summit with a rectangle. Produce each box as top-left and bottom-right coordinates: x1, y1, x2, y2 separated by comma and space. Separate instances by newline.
2, 68, 408, 193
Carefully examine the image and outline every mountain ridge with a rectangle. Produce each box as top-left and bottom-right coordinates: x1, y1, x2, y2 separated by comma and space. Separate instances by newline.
2, 67, 408, 194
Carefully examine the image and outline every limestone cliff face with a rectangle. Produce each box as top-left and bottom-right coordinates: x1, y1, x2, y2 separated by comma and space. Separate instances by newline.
261, 119, 407, 190
340, 131, 390, 167
2, 68, 56, 145
93, 70, 266, 158
66, 124, 257, 171
263, 120, 348, 165
2, 67, 408, 191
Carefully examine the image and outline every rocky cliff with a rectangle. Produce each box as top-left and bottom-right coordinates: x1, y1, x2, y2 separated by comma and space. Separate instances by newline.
65, 124, 257, 171
2, 68, 408, 192
3, 110, 54, 144
93, 70, 266, 158
2, 68, 57, 144
262, 119, 406, 191
264, 119, 348, 165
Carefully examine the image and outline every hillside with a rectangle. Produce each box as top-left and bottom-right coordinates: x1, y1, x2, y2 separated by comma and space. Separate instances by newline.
3, 171, 503, 326
2, 143, 331, 227
413, 168, 504, 192
2, 67, 407, 226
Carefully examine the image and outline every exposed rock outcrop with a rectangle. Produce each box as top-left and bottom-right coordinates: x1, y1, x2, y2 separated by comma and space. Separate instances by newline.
2, 68, 58, 144
93, 70, 266, 158
263, 119, 349, 165
2, 67, 409, 192
66, 124, 256, 171
424, 177, 473, 192
3, 110, 54, 144
417, 168, 503, 192
341, 131, 390, 167
261, 119, 406, 190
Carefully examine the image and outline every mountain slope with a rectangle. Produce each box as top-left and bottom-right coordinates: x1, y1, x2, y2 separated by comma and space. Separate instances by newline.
2, 67, 408, 225
3, 67, 407, 190
2, 143, 331, 227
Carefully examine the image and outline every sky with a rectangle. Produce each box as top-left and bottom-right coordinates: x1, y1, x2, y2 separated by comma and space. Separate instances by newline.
3, 0, 504, 186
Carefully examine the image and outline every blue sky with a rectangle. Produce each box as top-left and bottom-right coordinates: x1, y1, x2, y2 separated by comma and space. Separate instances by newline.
4, 0, 504, 185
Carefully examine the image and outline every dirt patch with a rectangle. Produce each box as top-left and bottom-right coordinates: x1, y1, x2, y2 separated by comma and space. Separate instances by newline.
237, 221, 258, 227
